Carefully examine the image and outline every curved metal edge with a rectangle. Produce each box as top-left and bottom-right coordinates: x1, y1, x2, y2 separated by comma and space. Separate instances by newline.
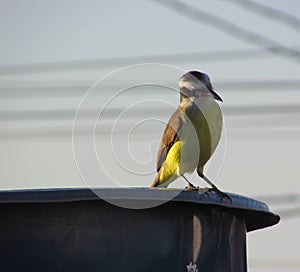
0, 187, 280, 231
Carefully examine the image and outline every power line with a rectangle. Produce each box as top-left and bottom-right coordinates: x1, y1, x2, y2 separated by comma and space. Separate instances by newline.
1, 104, 300, 121
252, 193, 300, 219
216, 79, 300, 91
0, 79, 299, 98
223, 104, 300, 115
1, 124, 300, 139
223, 0, 300, 32
276, 207, 300, 219
152, 0, 300, 63
0, 48, 277, 76
254, 193, 300, 205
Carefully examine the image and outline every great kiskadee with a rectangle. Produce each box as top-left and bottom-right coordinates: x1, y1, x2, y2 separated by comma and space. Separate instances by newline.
151, 70, 229, 199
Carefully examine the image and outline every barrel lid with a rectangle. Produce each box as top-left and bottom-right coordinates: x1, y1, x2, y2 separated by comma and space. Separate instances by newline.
0, 188, 280, 232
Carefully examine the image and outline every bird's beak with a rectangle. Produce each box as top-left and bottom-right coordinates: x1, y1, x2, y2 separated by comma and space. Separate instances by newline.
210, 89, 223, 102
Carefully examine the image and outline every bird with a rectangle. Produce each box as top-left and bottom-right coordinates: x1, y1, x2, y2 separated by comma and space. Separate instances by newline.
151, 70, 229, 200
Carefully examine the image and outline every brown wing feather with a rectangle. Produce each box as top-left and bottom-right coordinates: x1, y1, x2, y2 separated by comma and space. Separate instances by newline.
156, 109, 183, 172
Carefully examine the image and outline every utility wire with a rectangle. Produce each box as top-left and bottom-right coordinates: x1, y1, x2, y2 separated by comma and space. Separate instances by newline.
0, 45, 299, 76
254, 193, 300, 205
151, 0, 300, 63
217, 79, 300, 90
0, 48, 277, 76
223, 0, 300, 32
253, 193, 300, 219
1, 123, 300, 139
276, 207, 300, 219
1, 104, 300, 121
0, 79, 299, 98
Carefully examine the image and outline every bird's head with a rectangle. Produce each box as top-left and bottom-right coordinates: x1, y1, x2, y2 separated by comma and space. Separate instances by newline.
179, 70, 223, 102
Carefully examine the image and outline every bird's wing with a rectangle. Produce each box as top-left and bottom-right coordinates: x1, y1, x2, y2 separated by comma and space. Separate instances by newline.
156, 109, 183, 172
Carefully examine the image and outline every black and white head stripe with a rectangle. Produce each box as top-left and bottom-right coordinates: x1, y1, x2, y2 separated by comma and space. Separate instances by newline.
179, 70, 223, 102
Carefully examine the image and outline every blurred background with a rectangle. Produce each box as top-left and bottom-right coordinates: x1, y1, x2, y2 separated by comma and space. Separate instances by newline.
0, 0, 299, 271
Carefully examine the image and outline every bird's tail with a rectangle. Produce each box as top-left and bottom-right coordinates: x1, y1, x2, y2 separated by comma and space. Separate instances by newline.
151, 174, 160, 188
151, 173, 173, 188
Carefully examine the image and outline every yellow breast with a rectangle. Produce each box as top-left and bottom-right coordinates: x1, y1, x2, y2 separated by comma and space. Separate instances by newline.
157, 96, 223, 185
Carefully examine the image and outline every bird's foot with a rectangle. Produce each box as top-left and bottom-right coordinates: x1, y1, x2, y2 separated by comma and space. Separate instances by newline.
185, 182, 199, 190
207, 187, 232, 203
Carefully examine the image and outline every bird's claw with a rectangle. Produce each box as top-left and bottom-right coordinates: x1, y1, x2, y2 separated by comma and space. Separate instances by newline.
207, 188, 232, 203
185, 183, 200, 190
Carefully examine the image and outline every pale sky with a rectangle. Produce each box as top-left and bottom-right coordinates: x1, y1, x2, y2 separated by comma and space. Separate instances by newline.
0, 0, 300, 271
